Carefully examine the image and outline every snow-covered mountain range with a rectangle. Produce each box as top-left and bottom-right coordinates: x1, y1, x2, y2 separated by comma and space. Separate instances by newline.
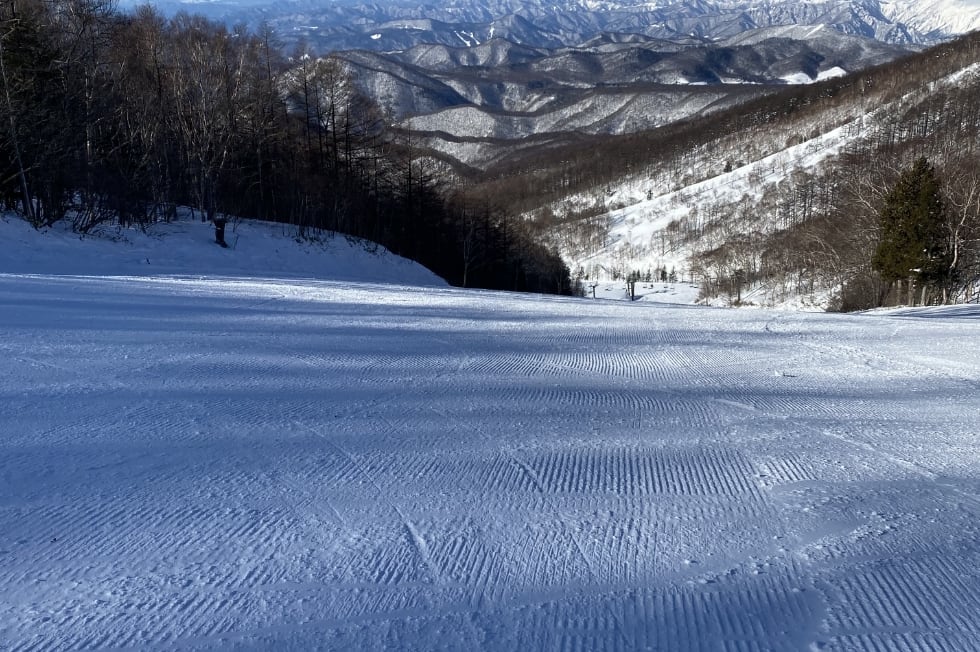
336, 25, 906, 169
126, 0, 978, 171
139, 0, 980, 52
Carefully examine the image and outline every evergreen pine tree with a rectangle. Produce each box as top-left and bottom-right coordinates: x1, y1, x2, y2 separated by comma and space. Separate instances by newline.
872, 157, 950, 302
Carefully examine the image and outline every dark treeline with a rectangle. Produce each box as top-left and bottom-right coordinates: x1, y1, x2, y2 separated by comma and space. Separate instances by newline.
0, 0, 571, 294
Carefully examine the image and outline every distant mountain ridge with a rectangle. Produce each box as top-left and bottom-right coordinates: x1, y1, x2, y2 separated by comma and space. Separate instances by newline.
136, 0, 980, 52
333, 26, 908, 168
125, 0, 975, 171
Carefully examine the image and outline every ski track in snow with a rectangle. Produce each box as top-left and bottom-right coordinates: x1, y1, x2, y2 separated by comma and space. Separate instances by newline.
2, 274, 980, 650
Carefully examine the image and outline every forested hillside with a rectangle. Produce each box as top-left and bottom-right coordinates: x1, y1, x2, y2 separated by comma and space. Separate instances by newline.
470, 33, 980, 309
0, 0, 571, 294
5, 0, 978, 308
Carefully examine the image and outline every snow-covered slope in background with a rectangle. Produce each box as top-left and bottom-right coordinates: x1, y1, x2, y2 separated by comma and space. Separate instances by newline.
561, 57, 980, 308
567, 122, 857, 294
882, 0, 980, 38
0, 213, 446, 287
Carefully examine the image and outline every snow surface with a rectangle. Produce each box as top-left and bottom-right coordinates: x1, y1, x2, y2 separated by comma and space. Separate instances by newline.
3, 216, 980, 649
0, 214, 445, 286
781, 66, 848, 84
586, 280, 702, 305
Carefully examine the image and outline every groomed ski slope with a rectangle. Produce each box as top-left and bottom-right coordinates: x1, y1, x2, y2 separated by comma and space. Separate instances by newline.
3, 227, 980, 649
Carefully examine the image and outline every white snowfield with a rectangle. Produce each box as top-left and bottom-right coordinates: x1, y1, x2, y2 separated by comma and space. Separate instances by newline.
3, 220, 980, 650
